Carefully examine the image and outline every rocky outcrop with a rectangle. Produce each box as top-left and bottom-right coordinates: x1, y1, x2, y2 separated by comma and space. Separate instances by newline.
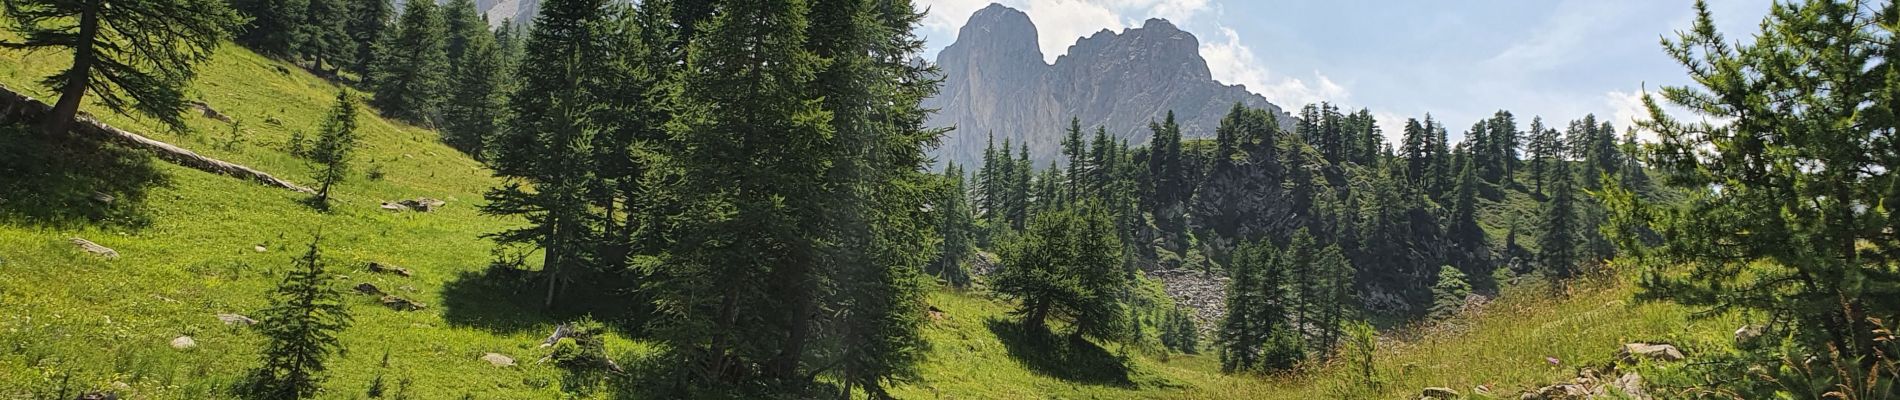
1148, 268, 1227, 335
925, 4, 1291, 168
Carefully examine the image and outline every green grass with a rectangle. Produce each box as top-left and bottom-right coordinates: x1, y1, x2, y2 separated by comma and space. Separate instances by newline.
0, 37, 1739, 399
0, 39, 604, 398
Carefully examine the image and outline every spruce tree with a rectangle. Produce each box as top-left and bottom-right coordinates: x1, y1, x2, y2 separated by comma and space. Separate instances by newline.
481, 0, 610, 309
441, 0, 486, 68
344, 0, 391, 76
1448, 152, 1485, 274
441, 30, 503, 159
231, 0, 307, 56
307, 91, 359, 209
932, 164, 975, 287
1428, 265, 1469, 321
298, 0, 350, 72
1537, 160, 1577, 282
242, 238, 351, 400
3, 0, 240, 134
368, 0, 449, 125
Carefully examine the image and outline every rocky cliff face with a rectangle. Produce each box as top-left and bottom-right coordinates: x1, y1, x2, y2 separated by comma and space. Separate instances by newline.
925, 3, 1290, 168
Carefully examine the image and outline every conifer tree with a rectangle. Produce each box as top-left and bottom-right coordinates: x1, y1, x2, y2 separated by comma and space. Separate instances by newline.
344, 0, 391, 76
1537, 160, 1577, 282
368, 0, 449, 125
299, 0, 350, 72
1633, 0, 1900, 362
307, 91, 359, 209
441, 30, 502, 159
1525, 116, 1559, 193
1312, 243, 1353, 358
2, 0, 240, 134
1429, 265, 1469, 321
231, 0, 307, 56
1448, 153, 1485, 273
1062, 117, 1085, 199
242, 238, 351, 400
441, 0, 486, 68
481, 0, 610, 309
932, 163, 975, 287
993, 203, 1126, 337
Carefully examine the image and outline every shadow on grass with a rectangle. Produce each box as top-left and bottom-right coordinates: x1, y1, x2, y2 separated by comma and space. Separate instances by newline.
439, 265, 652, 336
0, 124, 166, 228
984, 317, 1134, 387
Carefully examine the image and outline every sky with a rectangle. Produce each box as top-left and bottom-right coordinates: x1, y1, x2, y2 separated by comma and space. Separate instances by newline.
910, 0, 1772, 145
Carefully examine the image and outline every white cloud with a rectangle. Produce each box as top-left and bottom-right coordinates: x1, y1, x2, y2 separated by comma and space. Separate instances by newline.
1605, 88, 1724, 143
1200, 27, 1348, 109
1371, 110, 1410, 148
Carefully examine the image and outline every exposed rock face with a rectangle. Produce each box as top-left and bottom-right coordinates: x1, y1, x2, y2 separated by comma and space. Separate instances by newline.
1147, 268, 1227, 336
925, 4, 1291, 168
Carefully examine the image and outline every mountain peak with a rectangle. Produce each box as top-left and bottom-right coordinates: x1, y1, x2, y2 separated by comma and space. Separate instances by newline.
924, 6, 1290, 170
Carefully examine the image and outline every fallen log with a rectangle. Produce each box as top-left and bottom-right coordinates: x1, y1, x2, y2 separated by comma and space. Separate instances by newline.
0, 84, 315, 194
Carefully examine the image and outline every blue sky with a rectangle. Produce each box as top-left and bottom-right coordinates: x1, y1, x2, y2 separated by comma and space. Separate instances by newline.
912, 0, 1771, 144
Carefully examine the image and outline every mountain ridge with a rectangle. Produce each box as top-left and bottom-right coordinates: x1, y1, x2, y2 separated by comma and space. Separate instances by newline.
924, 3, 1291, 168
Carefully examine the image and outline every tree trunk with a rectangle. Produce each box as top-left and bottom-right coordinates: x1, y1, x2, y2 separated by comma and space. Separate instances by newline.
543, 221, 562, 309
43, 0, 101, 135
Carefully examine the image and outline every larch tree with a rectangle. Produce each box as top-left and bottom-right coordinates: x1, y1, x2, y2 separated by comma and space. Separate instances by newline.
1631, 0, 1900, 365
306, 91, 359, 209
241, 238, 351, 400
1, 0, 239, 134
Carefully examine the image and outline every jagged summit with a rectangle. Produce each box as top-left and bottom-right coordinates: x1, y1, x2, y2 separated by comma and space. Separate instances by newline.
924, 4, 1288, 168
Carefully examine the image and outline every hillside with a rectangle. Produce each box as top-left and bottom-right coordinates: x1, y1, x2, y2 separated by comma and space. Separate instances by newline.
0, 38, 590, 398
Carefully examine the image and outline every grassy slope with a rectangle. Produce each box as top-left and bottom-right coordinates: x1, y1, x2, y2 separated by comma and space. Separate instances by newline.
0, 40, 589, 398
0, 39, 1739, 399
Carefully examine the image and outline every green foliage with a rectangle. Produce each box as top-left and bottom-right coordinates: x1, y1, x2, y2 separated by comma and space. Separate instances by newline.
932, 163, 977, 287
439, 22, 502, 159
1626, 0, 1900, 389
230, 0, 307, 56
1537, 159, 1577, 283
1158, 306, 1199, 354
297, 0, 350, 71
992, 203, 1128, 340
1, 0, 240, 134
367, 0, 448, 124
306, 91, 358, 208
1429, 265, 1470, 321
1219, 238, 1299, 373
344, 0, 391, 75
240, 238, 352, 400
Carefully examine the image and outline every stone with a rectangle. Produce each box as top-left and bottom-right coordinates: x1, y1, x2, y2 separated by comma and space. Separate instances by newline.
354, 282, 385, 296
188, 101, 233, 123
380, 202, 407, 212
481, 352, 515, 367
1608, 372, 1649, 399
91, 192, 116, 205
1619, 343, 1685, 363
407, 197, 446, 212
170, 336, 197, 350
216, 313, 257, 326
1420, 387, 1459, 399
253, 245, 267, 253
74, 392, 119, 400
381, 295, 426, 311
72, 237, 119, 259
1734, 325, 1765, 347
368, 262, 413, 277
